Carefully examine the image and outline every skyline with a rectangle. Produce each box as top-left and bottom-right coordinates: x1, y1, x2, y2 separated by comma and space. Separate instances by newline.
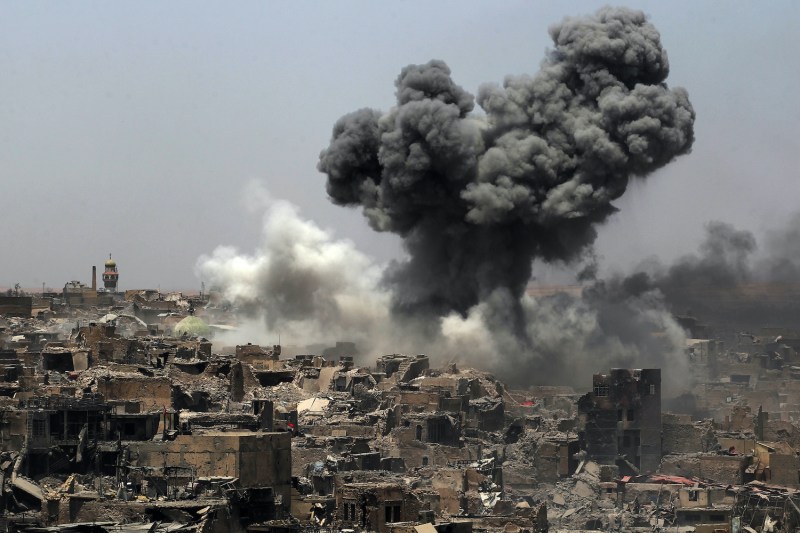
2, 1, 799, 290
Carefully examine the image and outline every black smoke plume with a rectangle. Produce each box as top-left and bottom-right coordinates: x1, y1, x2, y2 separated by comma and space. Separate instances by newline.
606, 217, 800, 333
199, 7, 697, 393
318, 7, 695, 320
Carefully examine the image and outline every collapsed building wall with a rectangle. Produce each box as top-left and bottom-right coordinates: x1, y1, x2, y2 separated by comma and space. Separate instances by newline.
0, 297, 32, 318
662, 413, 716, 455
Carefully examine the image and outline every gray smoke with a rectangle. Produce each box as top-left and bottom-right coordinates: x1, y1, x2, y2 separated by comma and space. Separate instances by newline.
600, 215, 800, 333
761, 211, 800, 283
438, 286, 689, 395
665, 221, 756, 290
198, 7, 698, 393
195, 185, 692, 392
318, 6, 695, 321
196, 186, 393, 347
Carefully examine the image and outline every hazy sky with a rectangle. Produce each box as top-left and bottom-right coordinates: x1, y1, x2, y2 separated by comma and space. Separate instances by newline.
1, 1, 798, 291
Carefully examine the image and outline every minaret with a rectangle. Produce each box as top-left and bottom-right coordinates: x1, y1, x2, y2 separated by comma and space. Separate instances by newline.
102, 254, 119, 293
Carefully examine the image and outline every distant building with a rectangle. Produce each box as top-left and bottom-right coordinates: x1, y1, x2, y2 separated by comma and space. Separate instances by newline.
102, 255, 119, 293
62, 280, 97, 307
0, 296, 32, 318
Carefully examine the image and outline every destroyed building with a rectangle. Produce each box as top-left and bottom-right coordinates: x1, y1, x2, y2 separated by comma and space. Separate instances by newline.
579, 368, 662, 474
0, 296, 33, 319
3, 279, 800, 533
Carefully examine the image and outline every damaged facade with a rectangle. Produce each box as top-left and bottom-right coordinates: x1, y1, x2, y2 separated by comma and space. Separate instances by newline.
579, 368, 662, 475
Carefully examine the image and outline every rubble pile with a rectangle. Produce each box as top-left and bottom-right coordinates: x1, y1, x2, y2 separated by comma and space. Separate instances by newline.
3, 291, 800, 533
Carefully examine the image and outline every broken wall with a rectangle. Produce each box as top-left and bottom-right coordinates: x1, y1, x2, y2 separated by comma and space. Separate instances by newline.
97, 376, 172, 412
130, 431, 291, 507
662, 413, 715, 455
698, 455, 747, 485
769, 453, 800, 487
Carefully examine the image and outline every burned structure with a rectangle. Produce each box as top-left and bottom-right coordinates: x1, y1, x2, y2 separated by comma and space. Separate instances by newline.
579, 369, 662, 474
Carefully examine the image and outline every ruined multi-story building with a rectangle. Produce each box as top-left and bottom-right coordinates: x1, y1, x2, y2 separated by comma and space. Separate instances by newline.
579, 368, 662, 474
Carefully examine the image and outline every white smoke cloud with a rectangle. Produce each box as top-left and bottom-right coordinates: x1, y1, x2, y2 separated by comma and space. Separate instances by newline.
437, 288, 690, 396
196, 184, 392, 350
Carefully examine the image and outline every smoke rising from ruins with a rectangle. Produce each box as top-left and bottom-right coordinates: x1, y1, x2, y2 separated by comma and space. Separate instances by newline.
196, 190, 693, 393
197, 186, 392, 347
318, 6, 695, 319
606, 216, 800, 331
198, 7, 701, 391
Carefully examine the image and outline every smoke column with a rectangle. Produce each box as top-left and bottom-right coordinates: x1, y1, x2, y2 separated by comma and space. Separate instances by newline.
197, 185, 392, 347
607, 216, 800, 333
199, 7, 698, 392
318, 7, 695, 322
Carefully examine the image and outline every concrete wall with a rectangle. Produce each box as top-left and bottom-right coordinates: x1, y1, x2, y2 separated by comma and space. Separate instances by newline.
533, 441, 560, 483
717, 437, 755, 455
97, 376, 172, 412
417, 376, 461, 395
0, 296, 32, 317
430, 468, 466, 515
662, 413, 714, 455
398, 391, 441, 412
0, 410, 28, 451
382, 441, 472, 468
699, 455, 747, 485
337, 483, 420, 532
769, 453, 800, 487
304, 424, 378, 439
130, 431, 291, 508
679, 487, 710, 508
621, 483, 681, 505
660, 455, 701, 478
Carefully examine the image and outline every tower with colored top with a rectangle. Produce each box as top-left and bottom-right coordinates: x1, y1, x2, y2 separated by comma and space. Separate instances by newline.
102, 254, 119, 292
